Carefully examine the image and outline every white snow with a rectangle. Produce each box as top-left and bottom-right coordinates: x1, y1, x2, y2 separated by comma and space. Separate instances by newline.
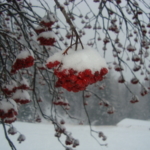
117, 118, 150, 128
20, 77, 29, 87
35, 25, 44, 30
0, 118, 150, 150
46, 45, 108, 73
2, 80, 17, 91
127, 44, 136, 52
41, 13, 56, 23
12, 90, 30, 101
0, 98, 18, 113
14, 49, 34, 61
132, 53, 140, 60
38, 31, 55, 39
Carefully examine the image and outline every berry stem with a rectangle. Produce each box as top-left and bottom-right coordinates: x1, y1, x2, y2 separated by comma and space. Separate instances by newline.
54, 0, 84, 50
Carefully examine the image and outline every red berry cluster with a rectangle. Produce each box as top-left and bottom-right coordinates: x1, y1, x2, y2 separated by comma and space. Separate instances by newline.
14, 98, 30, 104
17, 84, 29, 90
35, 116, 41, 123
107, 107, 115, 114
107, 110, 114, 114
55, 124, 66, 134
115, 64, 124, 71
46, 61, 60, 69
118, 76, 125, 83
84, 92, 91, 98
8, 126, 17, 135
130, 96, 139, 103
37, 36, 56, 46
54, 68, 108, 92
35, 27, 45, 34
141, 87, 148, 96
53, 97, 69, 106
40, 21, 54, 28
12, 56, 34, 72
98, 131, 107, 141
36, 13, 56, 46
0, 99, 18, 124
1, 86, 17, 95
17, 134, 26, 143
0, 108, 17, 120
130, 99, 139, 103
133, 65, 141, 72
5, 116, 17, 124
131, 78, 139, 84
65, 136, 74, 146
99, 100, 110, 107
37, 97, 43, 103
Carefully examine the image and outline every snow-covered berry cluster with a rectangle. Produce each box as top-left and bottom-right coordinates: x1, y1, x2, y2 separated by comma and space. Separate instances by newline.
1, 80, 18, 95
11, 49, 34, 73
2, 78, 31, 105
0, 98, 18, 124
46, 45, 108, 92
36, 12, 56, 46
53, 97, 69, 106
130, 95, 139, 103
8, 126, 17, 135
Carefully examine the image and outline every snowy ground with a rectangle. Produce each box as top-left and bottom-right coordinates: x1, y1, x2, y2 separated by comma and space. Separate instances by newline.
0, 118, 150, 150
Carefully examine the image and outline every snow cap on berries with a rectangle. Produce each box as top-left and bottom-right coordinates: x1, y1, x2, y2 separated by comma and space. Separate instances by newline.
12, 90, 31, 104
38, 31, 55, 40
14, 49, 34, 60
46, 45, 108, 92
17, 134, 26, 143
8, 126, 17, 135
2, 80, 18, 95
37, 31, 56, 46
46, 45, 108, 73
0, 98, 18, 115
0, 98, 18, 123
40, 12, 56, 27
12, 49, 34, 71
18, 77, 30, 90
